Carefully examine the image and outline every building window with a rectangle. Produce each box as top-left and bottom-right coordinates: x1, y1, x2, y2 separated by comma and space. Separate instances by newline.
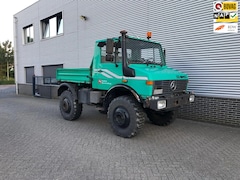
25, 66, 34, 83
42, 64, 63, 84
23, 25, 34, 44
41, 12, 63, 39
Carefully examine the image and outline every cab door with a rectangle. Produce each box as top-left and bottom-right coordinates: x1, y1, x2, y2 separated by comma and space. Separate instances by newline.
92, 44, 123, 90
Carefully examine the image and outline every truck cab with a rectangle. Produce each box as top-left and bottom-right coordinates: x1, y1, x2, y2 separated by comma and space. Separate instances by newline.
57, 31, 195, 138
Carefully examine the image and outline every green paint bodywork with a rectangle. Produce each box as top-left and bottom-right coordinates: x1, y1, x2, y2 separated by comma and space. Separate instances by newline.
56, 68, 91, 84
56, 36, 189, 99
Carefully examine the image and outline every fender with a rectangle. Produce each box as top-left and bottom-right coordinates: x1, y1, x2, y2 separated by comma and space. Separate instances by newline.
106, 84, 141, 103
58, 83, 78, 101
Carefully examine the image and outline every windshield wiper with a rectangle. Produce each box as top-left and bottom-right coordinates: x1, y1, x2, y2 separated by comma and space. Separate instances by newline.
129, 59, 162, 66
129, 59, 143, 64
142, 58, 161, 66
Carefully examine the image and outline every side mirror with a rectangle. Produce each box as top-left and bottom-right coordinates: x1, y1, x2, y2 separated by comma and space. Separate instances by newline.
106, 39, 114, 54
106, 54, 113, 61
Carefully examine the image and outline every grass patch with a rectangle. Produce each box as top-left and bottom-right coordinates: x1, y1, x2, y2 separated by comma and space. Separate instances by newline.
0, 79, 15, 85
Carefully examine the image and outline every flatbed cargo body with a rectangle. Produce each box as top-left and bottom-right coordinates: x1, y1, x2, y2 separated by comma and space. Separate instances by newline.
56, 68, 91, 84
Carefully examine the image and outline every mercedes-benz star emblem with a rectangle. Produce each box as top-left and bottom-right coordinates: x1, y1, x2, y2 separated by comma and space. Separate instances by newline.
170, 81, 177, 91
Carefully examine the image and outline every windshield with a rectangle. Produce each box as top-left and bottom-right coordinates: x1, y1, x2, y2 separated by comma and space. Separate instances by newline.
124, 38, 165, 65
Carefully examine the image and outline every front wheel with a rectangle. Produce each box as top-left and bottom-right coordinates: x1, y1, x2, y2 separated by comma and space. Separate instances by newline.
108, 96, 146, 138
146, 110, 176, 126
59, 90, 82, 121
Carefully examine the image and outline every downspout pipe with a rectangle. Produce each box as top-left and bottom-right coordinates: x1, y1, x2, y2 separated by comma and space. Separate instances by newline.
13, 16, 18, 95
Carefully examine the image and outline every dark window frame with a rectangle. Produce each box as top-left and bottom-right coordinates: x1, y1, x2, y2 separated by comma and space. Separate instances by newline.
23, 24, 34, 44
41, 12, 63, 39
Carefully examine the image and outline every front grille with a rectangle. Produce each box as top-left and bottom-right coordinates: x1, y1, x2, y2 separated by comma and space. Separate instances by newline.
154, 80, 188, 95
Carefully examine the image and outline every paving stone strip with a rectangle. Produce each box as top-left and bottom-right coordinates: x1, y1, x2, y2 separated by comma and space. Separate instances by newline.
0, 90, 240, 180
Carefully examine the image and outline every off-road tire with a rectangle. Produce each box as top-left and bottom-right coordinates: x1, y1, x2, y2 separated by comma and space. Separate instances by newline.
146, 110, 175, 126
59, 90, 82, 121
108, 96, 146, 138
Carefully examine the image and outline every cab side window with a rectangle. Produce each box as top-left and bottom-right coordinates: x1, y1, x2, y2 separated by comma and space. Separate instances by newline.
101, 45, 107, 63
99, 41, 126, 63
101, 45, 120, 63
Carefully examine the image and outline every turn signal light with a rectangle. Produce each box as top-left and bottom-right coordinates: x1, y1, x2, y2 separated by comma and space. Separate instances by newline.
122, 79, 128, 83
146, 80, 153, 85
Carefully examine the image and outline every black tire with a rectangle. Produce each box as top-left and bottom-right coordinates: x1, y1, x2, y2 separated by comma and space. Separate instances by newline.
146, 110, 175, 126
59, 90, 82, 121
108, 96, 146, 138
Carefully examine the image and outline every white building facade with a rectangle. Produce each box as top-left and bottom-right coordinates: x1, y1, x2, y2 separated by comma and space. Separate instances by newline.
14, 0, 240, 126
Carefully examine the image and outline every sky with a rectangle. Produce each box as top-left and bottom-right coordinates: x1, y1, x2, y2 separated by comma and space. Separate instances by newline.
0, 0, 38, 44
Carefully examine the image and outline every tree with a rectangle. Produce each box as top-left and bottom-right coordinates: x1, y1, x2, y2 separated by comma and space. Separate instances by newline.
0, 40, 14, 80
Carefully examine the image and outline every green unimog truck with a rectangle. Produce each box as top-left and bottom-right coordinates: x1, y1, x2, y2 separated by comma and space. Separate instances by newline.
56, 30, 195, 138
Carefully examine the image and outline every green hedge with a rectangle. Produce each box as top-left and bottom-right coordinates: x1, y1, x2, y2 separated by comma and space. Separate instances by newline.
0, 79, 15, 85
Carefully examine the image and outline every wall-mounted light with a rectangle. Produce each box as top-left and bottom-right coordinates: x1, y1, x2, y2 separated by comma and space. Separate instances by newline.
80, 15, 87, 21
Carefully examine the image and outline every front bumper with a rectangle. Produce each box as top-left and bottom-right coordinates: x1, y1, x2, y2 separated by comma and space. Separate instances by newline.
145, 93, 195, 111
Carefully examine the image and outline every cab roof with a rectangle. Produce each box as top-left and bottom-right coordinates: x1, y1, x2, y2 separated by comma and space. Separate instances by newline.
96, 36, 160, 45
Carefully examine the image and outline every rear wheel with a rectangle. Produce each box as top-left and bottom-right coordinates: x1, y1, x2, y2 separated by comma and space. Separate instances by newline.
108, 96, 146, 138
59, 90, 82, 121
146, 110, 175, 126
